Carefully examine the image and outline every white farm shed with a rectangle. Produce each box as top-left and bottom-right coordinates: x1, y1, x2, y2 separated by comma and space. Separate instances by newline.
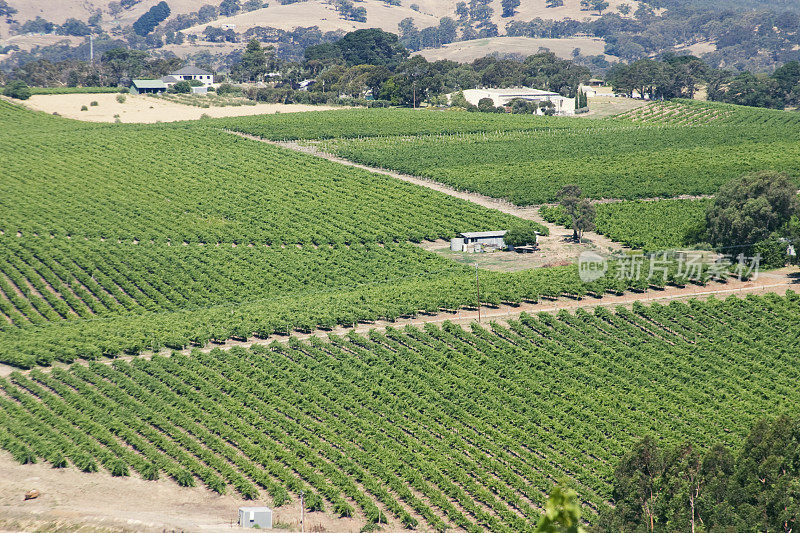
461, 88, 576, 115
452, 231, 507, 252
239, 507, 273, 529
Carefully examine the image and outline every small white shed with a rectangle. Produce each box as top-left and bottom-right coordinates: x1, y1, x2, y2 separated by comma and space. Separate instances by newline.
239, 506, 273, 529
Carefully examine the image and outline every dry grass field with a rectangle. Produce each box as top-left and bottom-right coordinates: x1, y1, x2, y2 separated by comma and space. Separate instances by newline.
416, 35, 615, 62
19, 93, 348, 123
1, 0, 643, 44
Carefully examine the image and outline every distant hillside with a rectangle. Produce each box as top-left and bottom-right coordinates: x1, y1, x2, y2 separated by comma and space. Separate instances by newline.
2, 0, 798, 71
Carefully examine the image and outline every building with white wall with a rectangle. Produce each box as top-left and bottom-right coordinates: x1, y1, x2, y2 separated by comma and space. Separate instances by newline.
169, 66, 214, 86
461, 88, 576, 115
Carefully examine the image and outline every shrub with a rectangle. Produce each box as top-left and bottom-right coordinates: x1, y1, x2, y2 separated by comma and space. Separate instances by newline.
505, 224, 540, 247
477, 97, 500, 113
110, 458, 130, 477
80, 105, 88, 111
752, 236, 789, 269
172, 81, 192, 93
48, 450, 68, 468
141, 462, 160, 480
116, 94, 126, 103
3, 80, 32, 100
216, 82, 236, 95
90, 101, 98, 106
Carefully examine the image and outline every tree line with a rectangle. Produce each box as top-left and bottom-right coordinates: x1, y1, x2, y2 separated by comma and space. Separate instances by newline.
596, 414, 800, 532
609, 55, 800, 110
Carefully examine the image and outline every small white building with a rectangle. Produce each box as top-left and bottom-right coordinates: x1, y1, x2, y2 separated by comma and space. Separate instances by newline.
452, 231, 508, 253
461, 88, 576, 115
169, 66, 214, 86
239, 507, 272, 529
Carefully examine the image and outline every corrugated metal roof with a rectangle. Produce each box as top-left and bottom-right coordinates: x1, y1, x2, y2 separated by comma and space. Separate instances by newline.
171, 66, 213, 76
132, 79, 167, 89
161, 75, 180, 83
461, 230, 507, 238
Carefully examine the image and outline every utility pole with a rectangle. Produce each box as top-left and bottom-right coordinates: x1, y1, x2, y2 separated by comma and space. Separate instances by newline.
300, 490, 305, 533
475, 263, 481, 323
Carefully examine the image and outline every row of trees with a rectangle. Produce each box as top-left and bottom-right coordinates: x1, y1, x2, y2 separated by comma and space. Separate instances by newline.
609, 55, 800, 110
597, 415, 800, 532
3, 49, 182, 88
132, 1, 170, 37
705, 171, 799, 267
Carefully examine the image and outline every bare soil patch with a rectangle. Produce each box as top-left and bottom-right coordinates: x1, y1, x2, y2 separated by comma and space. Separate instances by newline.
0, 453, 412, 533
20, 93, 348, 124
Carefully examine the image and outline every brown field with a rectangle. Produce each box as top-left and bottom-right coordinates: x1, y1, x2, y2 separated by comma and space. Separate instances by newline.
180, 0, 440, 35
18, 93, 349, 123
0, 452, 411, 533
416, 35, 615, 62
1, 0, 643, 43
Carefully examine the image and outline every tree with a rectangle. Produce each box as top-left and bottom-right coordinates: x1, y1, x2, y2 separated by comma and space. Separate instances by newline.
88, 12, 102, 28
706, 171, 799, 256
101, 47, 150, 84
219, 0, 242, 16
57, 18, 92, 36
590, 0, 609, 15
501, 0, 520, 18
599, 415, 800, 532
398, 18, 421, 50
171, 80, 192, 93
557, 186, 595, 242
232, 39, 277, 82
617, 3, 630, 15
572, 199, 595, 242
132, 1, 170, 36
242, 0, 266, 11
546, 0, 564, 7
717, 72, 783, 109
197, 4, 218, 22
335, 29, 409, 69
3, 80, 31, 100
535, 485, 586, 533
20, 16, 56, 34
437, 17, 458, 45
477, 97, 497, 112
504, 224, 539, 247
0, 0, 17, 18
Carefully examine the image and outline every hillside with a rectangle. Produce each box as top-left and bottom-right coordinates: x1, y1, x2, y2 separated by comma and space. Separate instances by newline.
1, 0, 641, 60
415, 35, 614, 62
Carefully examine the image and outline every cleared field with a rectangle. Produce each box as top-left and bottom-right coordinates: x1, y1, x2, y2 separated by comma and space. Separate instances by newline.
415, 36, 614, 63
19, 93, 346, 123
542, 199, 711, 251
1, 294, 798, 531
